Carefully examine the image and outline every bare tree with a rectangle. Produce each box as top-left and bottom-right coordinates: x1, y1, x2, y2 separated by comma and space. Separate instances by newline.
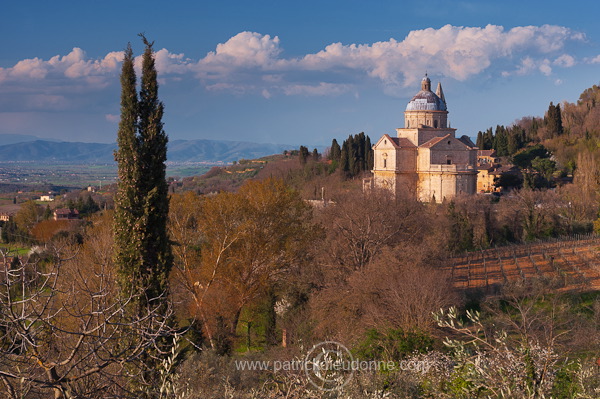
317, 188, 425, 273
0, 231, 175, 398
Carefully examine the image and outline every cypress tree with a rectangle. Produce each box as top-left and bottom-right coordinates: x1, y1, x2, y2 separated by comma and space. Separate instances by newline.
114, 43, 142, 291
346, 135, 357, 175
365, 135, 373, 170
299, 145, 309, 165
311, 148, 319, 161
476, 131, 484, 149
340, 141, 350, 172
114, 36, 174, 394
329, 139, 341, 161
494, 125, 509, 156
484, 128, 494, 150
137, 35, 173, 307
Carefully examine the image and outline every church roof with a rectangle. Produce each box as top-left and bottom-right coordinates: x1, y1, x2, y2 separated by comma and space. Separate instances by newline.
458, 135, 476, 148
406, 74, 447, 112
391, 137, 416, 148
373, 134, 416, 149
420, 135, 450, 148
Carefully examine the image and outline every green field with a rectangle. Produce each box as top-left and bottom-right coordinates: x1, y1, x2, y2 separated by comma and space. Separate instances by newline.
0, 162, 213, 188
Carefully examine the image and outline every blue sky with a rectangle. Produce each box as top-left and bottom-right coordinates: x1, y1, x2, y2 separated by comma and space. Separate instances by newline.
1, 0, 600, 147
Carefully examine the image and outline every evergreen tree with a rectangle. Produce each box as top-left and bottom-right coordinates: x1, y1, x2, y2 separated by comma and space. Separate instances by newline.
83, 195, 100, 215
299, 145, 309, 165
447, 201, 474, 253
337, 132, 374, 176
329, 139, 341, 161
311, 148, 319, 161
43, 205, 52, 221
137, 35, 173, 306
340, 141, 350, 172
545, 102, 563, 137
113, 36, 174, 394
365, 135, 373, 170
483, 128, 494, 150
346, 135, 358, 175
476, 131, 484, 149
114, 43, 142, 293
494, 125, 509, 156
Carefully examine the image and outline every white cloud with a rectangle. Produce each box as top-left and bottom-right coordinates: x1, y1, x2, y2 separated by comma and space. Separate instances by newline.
588, 54, 600, 64
105, 113, 120, 123
10, 57, 48, 79
289, 24, 582, 86
261, 89, 272, 99
539, 60, 552, 76
553, 54, 576, 67
282, 82, 351, 96
0, 24, 586, 101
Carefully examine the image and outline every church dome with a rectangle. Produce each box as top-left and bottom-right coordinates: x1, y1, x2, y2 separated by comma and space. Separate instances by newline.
405, 74, 447, 111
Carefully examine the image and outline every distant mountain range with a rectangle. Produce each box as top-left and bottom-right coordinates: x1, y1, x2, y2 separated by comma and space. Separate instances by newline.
0, 134, 61, 146
0, 138, 294, 163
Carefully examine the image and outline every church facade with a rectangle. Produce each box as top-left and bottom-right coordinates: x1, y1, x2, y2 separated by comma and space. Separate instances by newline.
371, 75, 477, 202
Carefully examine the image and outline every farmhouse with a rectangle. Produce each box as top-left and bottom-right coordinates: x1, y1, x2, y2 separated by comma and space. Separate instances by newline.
53, 208, 79, 221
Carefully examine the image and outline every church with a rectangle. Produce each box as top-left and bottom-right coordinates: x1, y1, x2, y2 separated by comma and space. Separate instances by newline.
370, 74, 477, 202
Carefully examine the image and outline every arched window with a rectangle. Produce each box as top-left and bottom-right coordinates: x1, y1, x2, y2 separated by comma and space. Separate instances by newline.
434, 120, 438, 128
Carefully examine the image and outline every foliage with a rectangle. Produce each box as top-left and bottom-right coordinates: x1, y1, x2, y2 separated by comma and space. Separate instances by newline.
512, 144, 550, 169
328, 138, 342, 162
339, 132, 373, 176
169, 178, 316, 352
447, 201, 474, 253
113, 37, 173, 305
353, 328, 434, 361
112, 36, 173, 396
299, 145, 310, 165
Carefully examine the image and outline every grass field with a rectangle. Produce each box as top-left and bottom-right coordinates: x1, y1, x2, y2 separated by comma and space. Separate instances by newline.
448, 235, 600, 292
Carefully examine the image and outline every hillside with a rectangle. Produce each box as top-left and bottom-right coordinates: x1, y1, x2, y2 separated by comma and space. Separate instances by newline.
0, 138, 292, 163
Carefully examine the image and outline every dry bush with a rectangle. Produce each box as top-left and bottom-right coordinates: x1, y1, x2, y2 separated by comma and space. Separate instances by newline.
308, 188, 457, 343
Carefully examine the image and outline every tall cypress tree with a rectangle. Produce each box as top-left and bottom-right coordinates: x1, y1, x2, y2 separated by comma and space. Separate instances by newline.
137, 35, 173, 307
114, 36, 173, 394
114, 43, 142, 291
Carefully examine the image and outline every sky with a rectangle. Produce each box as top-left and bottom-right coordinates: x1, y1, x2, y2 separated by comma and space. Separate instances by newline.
1, 0, 600, 147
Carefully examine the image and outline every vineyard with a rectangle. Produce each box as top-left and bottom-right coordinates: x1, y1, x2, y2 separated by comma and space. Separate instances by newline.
448, 234, 600, 292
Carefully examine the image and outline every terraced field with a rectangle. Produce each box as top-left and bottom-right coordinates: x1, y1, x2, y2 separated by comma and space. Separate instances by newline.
448, 235, 600, 291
